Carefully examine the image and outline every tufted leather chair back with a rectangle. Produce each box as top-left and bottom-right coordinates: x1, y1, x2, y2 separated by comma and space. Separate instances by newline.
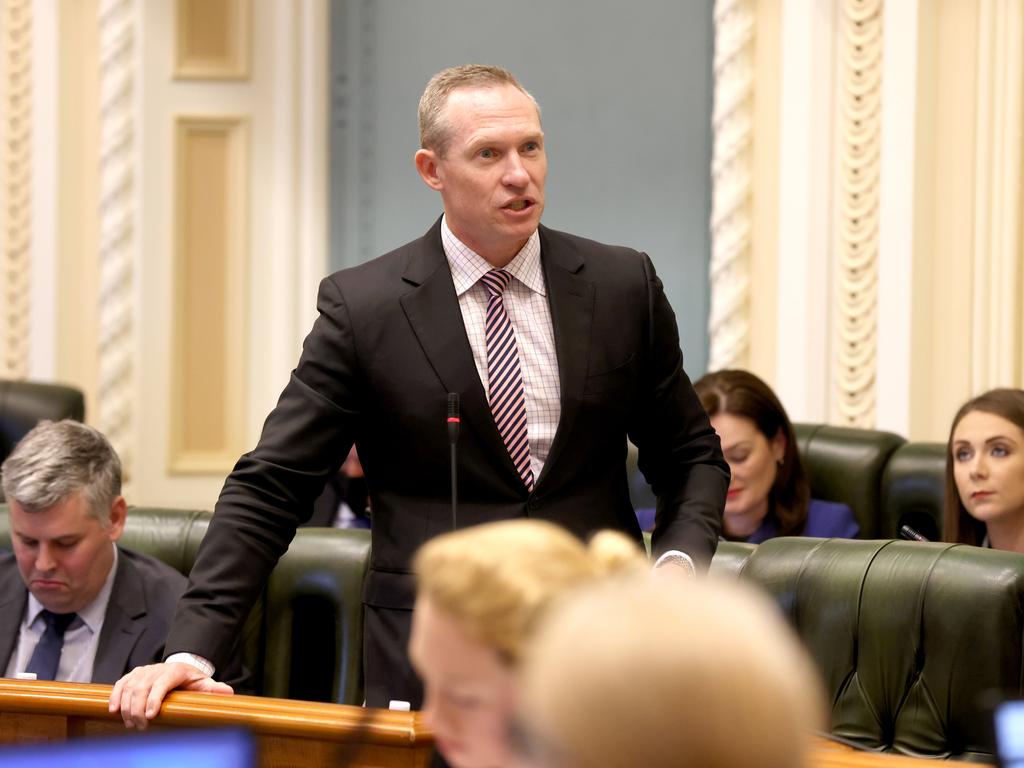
713, 536, 1023, 760
793, 423, 906, 538
879, 441, 947, 541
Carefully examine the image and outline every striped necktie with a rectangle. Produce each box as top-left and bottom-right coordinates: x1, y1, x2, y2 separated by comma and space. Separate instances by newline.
480, 269, 535, 492
25, 610, 77, 681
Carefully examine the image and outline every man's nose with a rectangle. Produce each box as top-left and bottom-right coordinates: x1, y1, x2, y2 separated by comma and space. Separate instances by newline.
502, 153, 529, 186
35, 544, 57, 573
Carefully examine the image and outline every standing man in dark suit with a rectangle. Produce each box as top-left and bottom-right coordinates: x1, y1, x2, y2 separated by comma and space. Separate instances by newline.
0, 421, 191, 684
111, 64, 729, 725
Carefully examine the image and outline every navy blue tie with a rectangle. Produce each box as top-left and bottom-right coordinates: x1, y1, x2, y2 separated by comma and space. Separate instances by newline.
25, 610, 77, 681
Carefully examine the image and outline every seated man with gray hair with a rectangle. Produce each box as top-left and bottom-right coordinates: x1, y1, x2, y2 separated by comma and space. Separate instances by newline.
0, 420, 196, 684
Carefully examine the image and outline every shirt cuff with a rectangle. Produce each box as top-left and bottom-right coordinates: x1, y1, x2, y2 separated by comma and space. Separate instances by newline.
653, 549, 696, 576
166, 652, 215, 677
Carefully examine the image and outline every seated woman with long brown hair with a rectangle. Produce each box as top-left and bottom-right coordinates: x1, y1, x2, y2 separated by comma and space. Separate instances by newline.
944, 388, 1024, 551
694, 369, 858, 542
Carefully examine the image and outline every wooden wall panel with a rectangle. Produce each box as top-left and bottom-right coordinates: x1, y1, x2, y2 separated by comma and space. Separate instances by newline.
174, 0, 250, 80
171, 116, 248, 473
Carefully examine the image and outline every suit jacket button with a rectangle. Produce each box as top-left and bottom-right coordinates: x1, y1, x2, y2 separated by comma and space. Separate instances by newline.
528, 497, 540, 510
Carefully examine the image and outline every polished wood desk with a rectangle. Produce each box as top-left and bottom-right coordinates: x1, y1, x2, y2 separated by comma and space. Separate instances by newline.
811, 736, 978, 766
0, 679, 432, 767
0, 679, 983, 767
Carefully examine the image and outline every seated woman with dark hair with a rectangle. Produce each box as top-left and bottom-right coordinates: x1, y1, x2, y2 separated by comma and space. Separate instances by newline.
694, 369, 858, 543
944, 388, 1024, 552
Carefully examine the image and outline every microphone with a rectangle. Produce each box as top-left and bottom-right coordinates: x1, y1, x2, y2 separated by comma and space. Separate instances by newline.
899, 524, 929, 542
447, 393, 460, 530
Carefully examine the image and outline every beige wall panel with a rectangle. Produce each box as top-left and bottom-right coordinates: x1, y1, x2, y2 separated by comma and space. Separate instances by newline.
56, 0, 100, 417
908, 2, 978, 441
748, 0, 781, 384
170, 116, 248, 473
174, 0, 249, 80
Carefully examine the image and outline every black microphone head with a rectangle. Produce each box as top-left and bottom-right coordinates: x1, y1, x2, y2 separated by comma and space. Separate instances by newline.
447, 392, 460, 419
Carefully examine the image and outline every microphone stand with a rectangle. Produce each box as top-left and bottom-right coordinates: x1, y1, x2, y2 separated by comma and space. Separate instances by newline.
447, 393, 460, 530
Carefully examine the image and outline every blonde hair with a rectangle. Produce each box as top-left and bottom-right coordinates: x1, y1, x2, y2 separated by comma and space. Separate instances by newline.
517, 577, 827, 768
418, 64, 540, 156
414, 520, 645, 665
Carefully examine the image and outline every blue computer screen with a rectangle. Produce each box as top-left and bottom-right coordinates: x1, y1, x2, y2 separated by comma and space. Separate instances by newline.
0, 728, 254, 768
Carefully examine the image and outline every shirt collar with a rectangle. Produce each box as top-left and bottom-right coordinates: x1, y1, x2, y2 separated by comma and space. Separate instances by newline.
441, 215, 545, 298
26, 543, 119, 635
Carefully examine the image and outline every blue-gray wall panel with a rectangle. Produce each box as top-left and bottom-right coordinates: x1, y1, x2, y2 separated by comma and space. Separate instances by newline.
329, 0, 713, 372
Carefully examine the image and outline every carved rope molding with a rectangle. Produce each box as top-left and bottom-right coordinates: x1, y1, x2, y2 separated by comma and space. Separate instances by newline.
2, 0, 32, 380
97, 0, 136, 479
708, 0, 754, 372
833, 0, 883, 427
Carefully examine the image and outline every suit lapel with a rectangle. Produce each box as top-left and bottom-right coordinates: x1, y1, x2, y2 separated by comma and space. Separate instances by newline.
0, 565, 27, 672
400, 221, 522, 483
537, 226, 594, 487
92, 551, 145, 684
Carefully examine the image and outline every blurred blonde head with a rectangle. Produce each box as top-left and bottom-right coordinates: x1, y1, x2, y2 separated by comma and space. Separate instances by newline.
410, 520, 646, 768
414, 519, 645, 665
515, 577, 827, 768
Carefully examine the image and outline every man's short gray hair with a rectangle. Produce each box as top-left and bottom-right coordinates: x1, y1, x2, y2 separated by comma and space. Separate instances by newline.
418, 64, 541, 157
1, 420, 122, 523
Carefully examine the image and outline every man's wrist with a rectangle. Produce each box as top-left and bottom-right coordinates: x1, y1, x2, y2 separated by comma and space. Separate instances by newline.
165, 652, 215, 677
653, 549, 696, 576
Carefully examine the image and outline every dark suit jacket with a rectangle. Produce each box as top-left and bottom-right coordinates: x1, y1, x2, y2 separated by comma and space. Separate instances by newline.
0, 547, 186, 684
166, 219, 729, 678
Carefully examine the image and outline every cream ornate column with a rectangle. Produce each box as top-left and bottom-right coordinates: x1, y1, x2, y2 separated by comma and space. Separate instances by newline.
1, 0, 32, 380
774, 0, 835, 422
831, 0, 884, 427
708, 0, 754, 372
971, 0, 1023, 392
97, 0, 137, 478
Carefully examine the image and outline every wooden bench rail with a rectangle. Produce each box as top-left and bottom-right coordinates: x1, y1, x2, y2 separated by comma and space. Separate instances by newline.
0, 679, 433, 768
0, 679, 980, 767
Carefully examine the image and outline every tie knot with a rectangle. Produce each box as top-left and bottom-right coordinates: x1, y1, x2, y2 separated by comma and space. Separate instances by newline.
41, 610, 76, 637
480, 269, 513, 298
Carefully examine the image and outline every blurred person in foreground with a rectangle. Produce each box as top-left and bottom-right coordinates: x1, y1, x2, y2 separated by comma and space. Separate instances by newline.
409, 519, 646, 768
511, 576, 827, 768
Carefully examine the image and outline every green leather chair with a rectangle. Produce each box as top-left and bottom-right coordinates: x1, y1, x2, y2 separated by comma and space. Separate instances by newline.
714, 537, 1023, 761
0, 380, 85, 501
0, 506, 370, 705
879, 441, 947, 541
793, 423, 906, 538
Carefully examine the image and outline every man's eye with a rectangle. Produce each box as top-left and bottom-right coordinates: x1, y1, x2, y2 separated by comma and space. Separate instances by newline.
523, 142, 539, 152
479, 148, 495, 159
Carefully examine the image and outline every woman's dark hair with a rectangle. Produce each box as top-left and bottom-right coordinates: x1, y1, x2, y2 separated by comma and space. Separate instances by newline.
694, 369, 810, 537
943, 388, 1024, 545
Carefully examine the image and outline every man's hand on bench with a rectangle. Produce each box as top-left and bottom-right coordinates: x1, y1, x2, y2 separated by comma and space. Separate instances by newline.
108, 661, 234, 730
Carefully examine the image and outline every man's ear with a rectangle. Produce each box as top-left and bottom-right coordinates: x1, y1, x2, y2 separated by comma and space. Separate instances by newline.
415, 148, 443, 191
107, 496, 127, 541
